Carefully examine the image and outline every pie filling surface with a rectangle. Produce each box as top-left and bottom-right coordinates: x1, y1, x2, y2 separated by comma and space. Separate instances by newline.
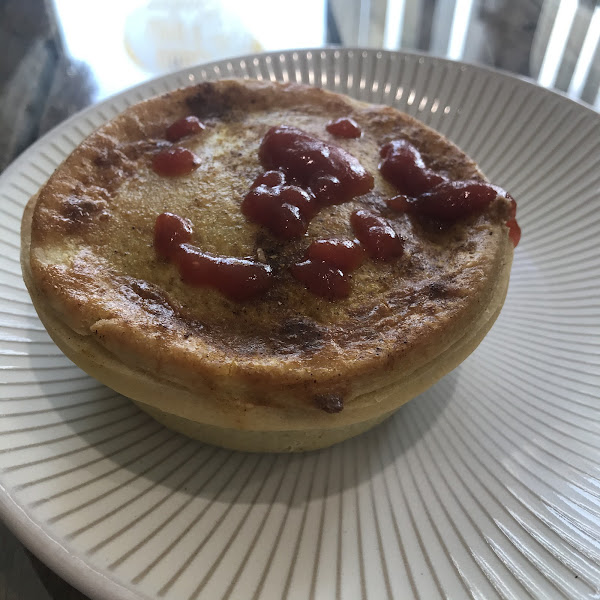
25, 80, 517, 419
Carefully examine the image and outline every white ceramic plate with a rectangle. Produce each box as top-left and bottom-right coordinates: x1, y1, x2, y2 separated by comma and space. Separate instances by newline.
1, 49, 599, 600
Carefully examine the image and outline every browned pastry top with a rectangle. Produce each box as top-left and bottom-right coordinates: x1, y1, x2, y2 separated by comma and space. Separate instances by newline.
27, 80, 512, 409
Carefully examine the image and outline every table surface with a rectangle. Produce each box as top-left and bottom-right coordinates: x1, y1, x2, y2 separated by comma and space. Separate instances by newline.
1, 0, 598, 598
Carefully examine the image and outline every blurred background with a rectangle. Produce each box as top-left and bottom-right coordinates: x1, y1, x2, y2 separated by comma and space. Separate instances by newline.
0, 0, 599, 598
1, 0, 599, 173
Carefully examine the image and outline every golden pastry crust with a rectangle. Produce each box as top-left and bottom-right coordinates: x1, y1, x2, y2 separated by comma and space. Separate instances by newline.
23, 80, 514, 451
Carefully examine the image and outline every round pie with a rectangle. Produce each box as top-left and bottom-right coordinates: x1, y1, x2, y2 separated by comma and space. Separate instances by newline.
21, 79, 518, 452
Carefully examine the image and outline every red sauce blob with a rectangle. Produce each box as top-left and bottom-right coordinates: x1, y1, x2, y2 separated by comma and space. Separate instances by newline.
421, 181, 503, 219
389, 185, 521, 246
326, 117, 362, 138
403, 181, 501, 220
351, 210, 404, 261
152, 147, 201, 177
166, 116, 205, 142
382, 139, 521, 247
242, 181, 317, 240
251, 170, 286, 189
154, 212, 273, 301
379, 139, 447, 196
154, 212, 193, 260
306, 239, 365, 271
308, 174, 344, 206
244, 126, 374, 241
386, 194, 412, 213
178, 244, 273, 301
259, 126, 374, 204
506, 219, 521, 247
290, 260, 350, 300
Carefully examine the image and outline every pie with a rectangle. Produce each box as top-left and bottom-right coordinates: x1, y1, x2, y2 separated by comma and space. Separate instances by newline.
21, 79, 519, 452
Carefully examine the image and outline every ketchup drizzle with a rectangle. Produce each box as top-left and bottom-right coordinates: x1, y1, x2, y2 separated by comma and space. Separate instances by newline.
259, 125, 373, 203
381, 139, 520, 247
351, 210, 404, 261
152, 147, 201, 177
154, 212, 193, 260
178, 244, 273, 302
154, 212, 272, 301
166, 116, 205, 142
388, 180, 502, 221
152, 126, 520, 304
243, 126, 374, 240
242, 177, 317, 240
306, 239, 365, 271
326, 117, 362, 138
290, 260, 350, 301
291, 239, 366, 300
379, 139, 447, 197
